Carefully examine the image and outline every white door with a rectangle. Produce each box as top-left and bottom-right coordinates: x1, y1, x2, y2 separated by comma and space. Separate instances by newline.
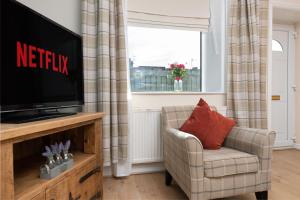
272, 30, 293, 147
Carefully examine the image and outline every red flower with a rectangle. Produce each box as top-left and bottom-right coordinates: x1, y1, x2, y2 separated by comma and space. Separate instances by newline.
170, 64, 175, 69
175, 76, 181, 81
175, 64, 184, 69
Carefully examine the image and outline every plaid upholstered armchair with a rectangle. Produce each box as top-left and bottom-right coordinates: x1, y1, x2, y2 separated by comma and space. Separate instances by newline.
161, 106, 276, 200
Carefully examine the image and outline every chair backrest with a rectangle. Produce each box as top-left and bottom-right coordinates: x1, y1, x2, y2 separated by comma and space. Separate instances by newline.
162, 105, 195, 130
161, 105, 218, 130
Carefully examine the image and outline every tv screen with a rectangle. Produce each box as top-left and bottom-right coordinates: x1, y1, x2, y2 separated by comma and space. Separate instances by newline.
0, 0, 84, 112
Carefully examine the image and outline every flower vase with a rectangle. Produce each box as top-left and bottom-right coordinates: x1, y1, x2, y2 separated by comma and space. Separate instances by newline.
174, 79, 183, 92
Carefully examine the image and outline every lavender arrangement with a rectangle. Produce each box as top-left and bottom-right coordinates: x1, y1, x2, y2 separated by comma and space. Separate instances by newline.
40, 140, 74, 179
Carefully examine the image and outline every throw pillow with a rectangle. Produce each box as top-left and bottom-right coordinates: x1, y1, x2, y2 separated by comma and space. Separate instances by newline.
180, 99, 236, 149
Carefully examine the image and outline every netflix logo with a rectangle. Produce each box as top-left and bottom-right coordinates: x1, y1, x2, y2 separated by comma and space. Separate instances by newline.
16, 41, 69, 76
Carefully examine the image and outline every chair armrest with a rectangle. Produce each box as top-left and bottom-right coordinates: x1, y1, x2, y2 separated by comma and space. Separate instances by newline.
163, 128, 204, 198
224, 127, 276, 162
223, 127, 276, 190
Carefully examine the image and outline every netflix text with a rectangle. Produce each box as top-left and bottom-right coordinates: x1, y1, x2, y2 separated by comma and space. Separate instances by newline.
16, 41, 69, 76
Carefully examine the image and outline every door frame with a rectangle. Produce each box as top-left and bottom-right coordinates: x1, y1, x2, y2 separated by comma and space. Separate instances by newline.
272, 24, 295, 147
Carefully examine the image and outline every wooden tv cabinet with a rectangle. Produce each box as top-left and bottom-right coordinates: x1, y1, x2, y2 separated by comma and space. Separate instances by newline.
0, 113, 104, 200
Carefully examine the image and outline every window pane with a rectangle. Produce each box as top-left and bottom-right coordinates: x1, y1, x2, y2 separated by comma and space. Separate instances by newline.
272, 40, 283, 52
128, 26, 201, 92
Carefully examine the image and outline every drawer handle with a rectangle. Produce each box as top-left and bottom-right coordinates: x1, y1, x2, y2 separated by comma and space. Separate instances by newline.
79, 166, 101, 183
90, 191, 102, 200
69, 192, 81, 200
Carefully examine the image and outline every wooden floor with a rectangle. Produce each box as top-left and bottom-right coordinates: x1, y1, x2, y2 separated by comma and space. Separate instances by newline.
103, 149, 300, 200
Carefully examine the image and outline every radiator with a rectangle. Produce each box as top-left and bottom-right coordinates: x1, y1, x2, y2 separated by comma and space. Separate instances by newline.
131, 109, 163, 164
130, 106, 227, 164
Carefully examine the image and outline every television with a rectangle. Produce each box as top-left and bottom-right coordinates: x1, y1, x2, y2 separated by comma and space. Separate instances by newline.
0, 0, 84, 123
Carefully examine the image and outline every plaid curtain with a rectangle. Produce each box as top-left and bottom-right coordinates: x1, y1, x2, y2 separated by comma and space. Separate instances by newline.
82, 0, 128, 167
227, 0, 269, 128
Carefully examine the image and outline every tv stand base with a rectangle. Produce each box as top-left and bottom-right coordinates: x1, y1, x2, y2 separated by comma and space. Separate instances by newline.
1, 110, 77, 123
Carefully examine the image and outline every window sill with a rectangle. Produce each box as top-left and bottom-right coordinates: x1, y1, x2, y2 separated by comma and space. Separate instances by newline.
131, 92, 225, 95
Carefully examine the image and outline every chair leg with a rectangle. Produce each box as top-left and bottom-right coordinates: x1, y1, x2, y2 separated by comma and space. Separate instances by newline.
255, 191, 268, 200
165, 170, 172, 186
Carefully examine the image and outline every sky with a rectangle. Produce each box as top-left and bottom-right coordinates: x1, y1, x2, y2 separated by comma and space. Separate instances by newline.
128, 26, 201, 69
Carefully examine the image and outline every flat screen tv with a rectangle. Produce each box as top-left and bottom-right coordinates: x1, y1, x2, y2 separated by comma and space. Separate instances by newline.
0, 1, 84, 122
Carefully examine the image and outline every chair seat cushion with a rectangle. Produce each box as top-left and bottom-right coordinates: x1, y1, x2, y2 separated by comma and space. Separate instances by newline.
203, 147, 259, 178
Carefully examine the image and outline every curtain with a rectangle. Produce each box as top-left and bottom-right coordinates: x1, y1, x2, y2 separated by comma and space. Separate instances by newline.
227, 0, 269, 128
82, 0, 128, 167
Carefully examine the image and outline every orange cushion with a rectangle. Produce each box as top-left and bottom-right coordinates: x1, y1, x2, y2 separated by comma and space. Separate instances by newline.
180, 99, 236, 149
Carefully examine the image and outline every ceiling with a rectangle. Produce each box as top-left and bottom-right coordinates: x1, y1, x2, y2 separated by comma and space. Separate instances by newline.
273, 7, 300, 25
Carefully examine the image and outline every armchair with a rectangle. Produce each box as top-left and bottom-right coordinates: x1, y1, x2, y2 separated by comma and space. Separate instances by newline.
162, 105, 276, 200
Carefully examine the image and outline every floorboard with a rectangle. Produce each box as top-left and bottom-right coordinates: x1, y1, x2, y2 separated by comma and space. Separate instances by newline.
103, 149, 300, 200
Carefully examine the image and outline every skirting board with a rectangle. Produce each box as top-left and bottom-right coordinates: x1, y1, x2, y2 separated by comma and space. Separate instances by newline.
104, 166, 112, 177
274, 140, 294, 148
294, 143, 300, 150
131, 162, 165, 175
103, 162, 165, 177
273, 146, 295, 150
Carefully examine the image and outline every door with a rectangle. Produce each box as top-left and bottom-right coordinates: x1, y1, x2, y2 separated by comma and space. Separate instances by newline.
272, 30, 293, 147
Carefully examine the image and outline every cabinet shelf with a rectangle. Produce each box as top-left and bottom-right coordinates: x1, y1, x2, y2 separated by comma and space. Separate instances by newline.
15, 152, 96, 200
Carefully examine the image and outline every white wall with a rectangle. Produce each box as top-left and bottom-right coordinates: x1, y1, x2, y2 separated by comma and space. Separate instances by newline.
131, 93, 226, 109
273, 0, 300, 10
16, 0, 81, 35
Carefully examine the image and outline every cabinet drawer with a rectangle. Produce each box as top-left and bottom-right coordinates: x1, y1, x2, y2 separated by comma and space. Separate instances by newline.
70, 159, 101, 200
46, 178, 70, 200
45, 158, 101, 200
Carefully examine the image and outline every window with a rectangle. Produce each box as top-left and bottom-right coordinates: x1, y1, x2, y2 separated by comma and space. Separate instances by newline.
128, 26, 203, 92
128, 0, 226, 93
272, 40, 283, 52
